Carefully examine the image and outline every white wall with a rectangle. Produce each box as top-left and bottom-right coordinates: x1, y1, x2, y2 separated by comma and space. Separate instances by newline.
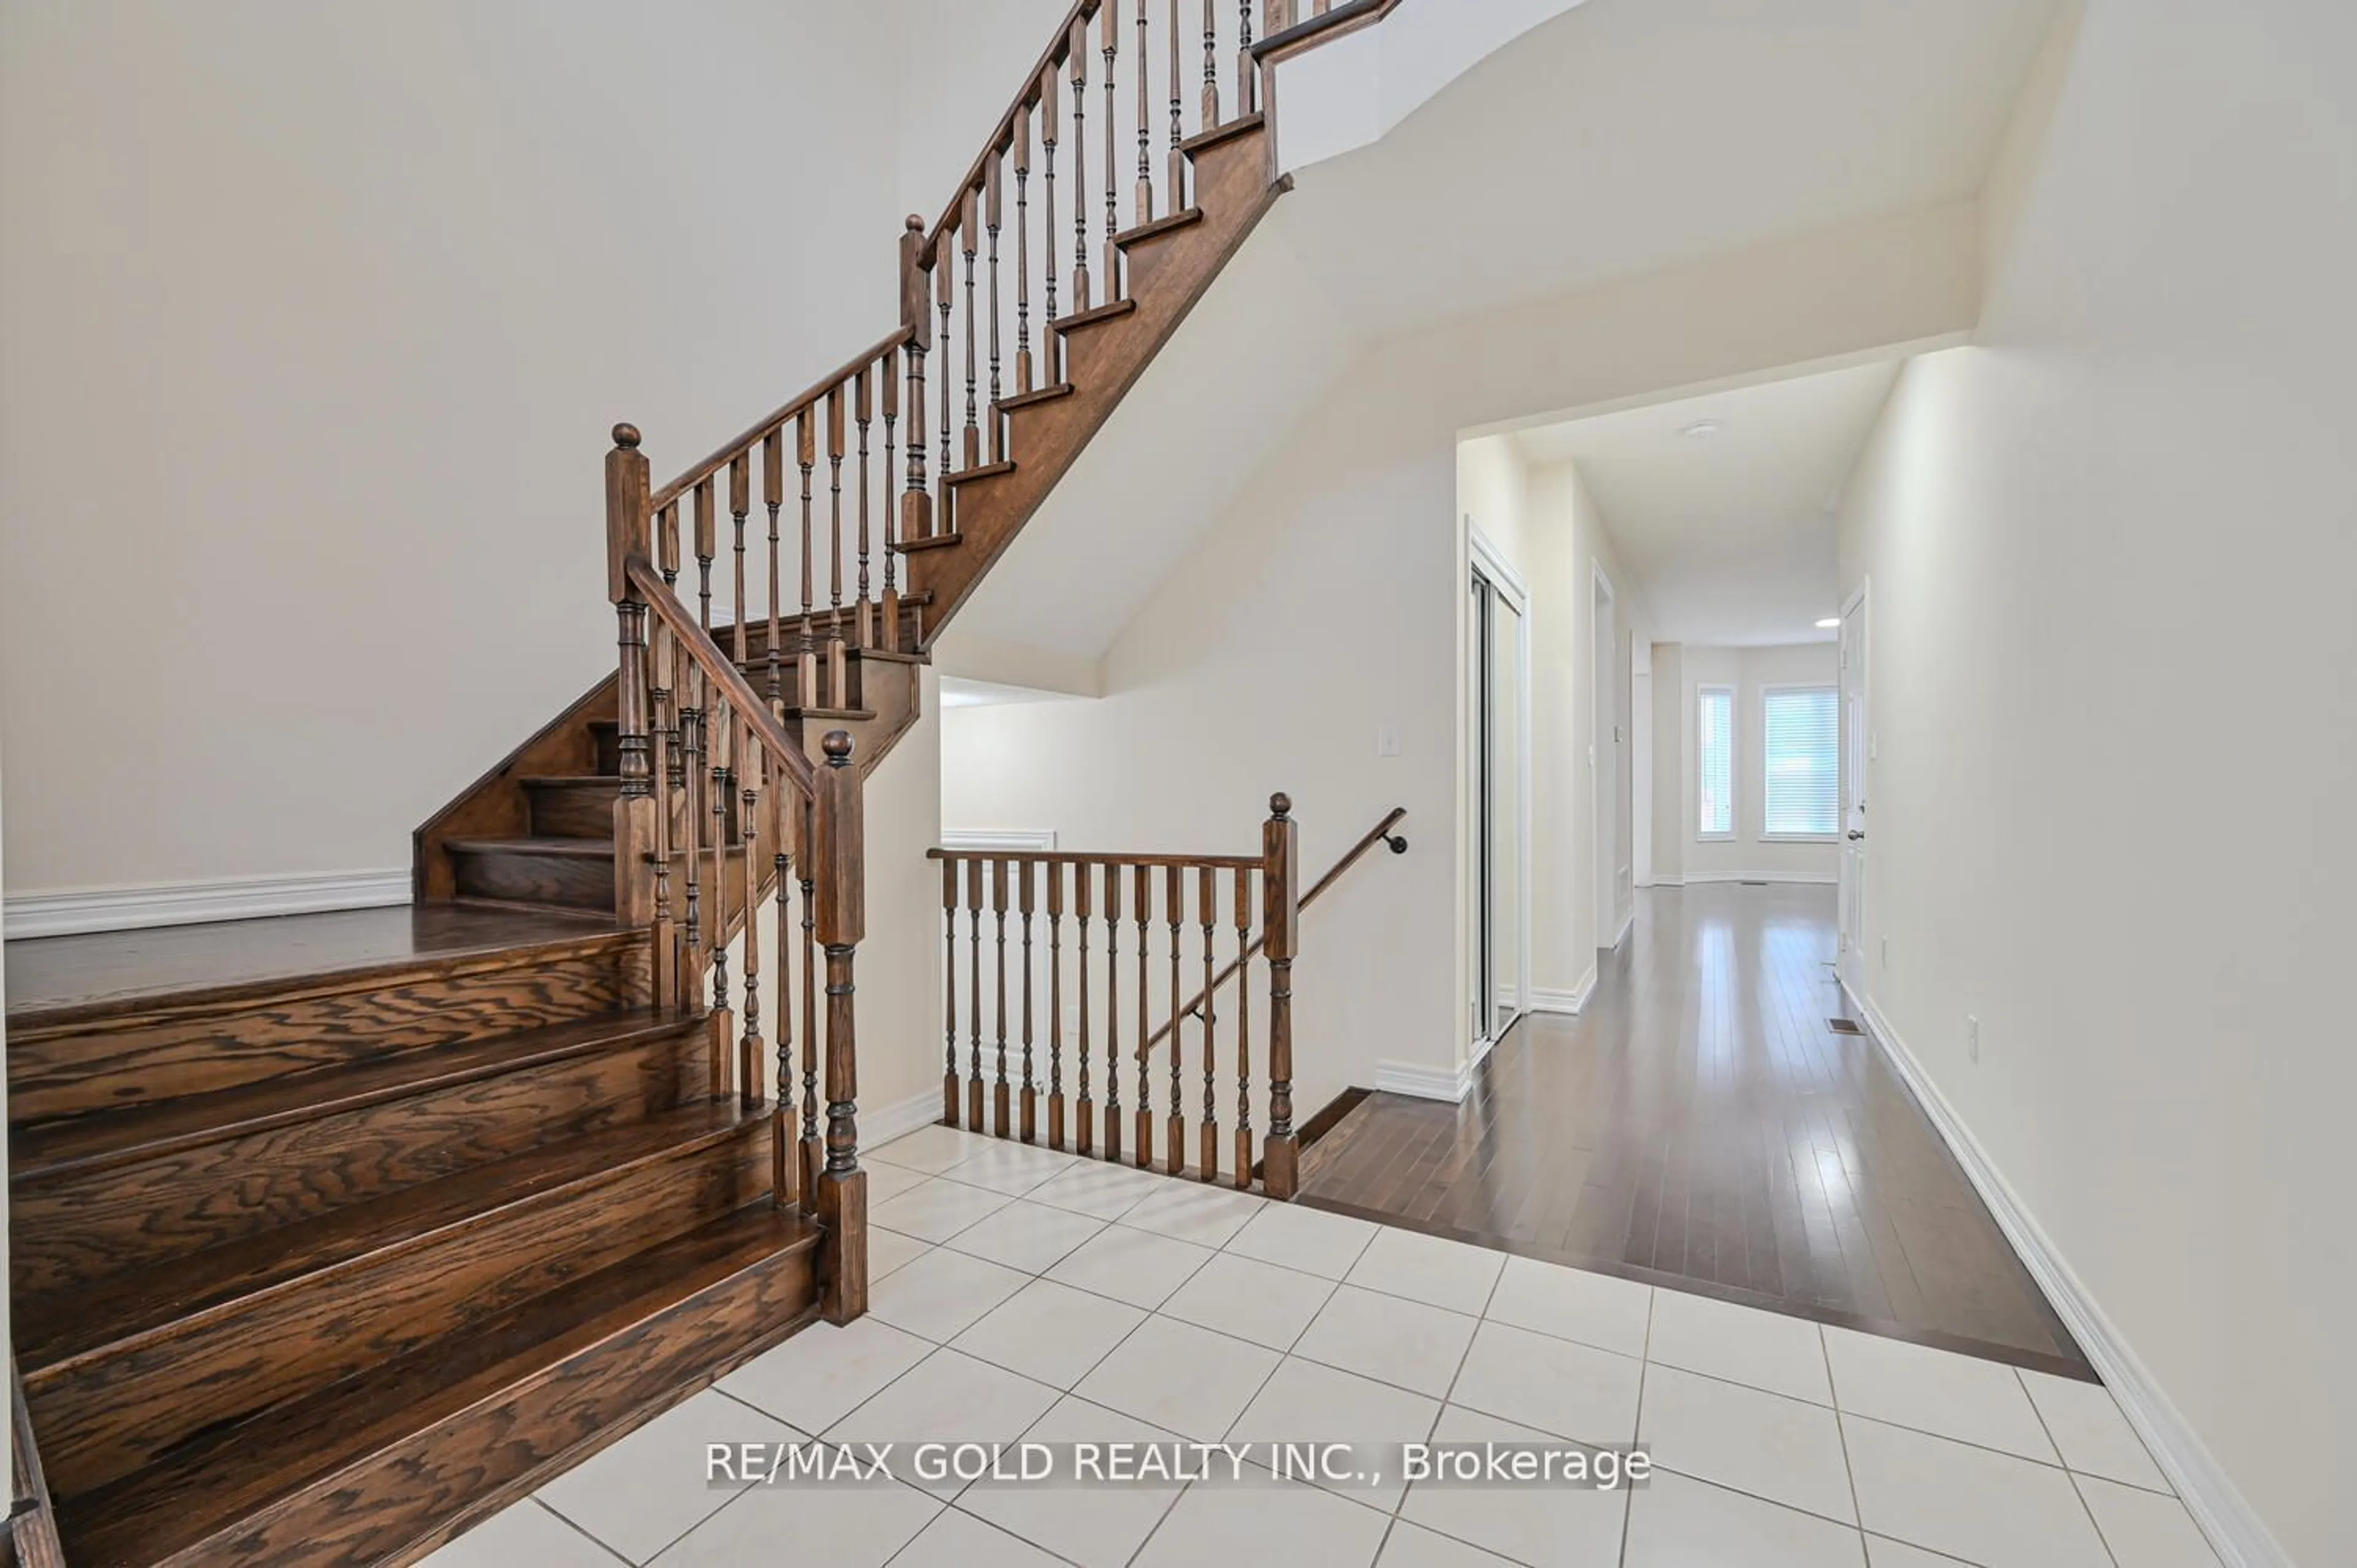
1835, 1, 2356, 1559
1661, 643, 1842, 885
0, 2, 905, 900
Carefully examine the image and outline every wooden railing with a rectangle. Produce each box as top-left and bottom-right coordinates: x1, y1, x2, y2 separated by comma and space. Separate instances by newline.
1140, 804, 1405, 1057
929, 795, 1304, 1196
606, 431, 869, 1326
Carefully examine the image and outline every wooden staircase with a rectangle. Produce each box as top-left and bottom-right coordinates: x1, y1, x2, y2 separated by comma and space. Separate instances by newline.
6, 2, 1388, 1562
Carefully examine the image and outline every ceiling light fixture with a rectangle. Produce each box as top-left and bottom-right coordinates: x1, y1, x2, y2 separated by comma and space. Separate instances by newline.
1680, 420, 1722, 439
1815, 618, 1840, 629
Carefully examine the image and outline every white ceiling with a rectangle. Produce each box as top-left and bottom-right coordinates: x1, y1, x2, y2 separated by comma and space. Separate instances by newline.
1285, 0, 2061, 339
1515, 358, 1903, 646
951, 0, 2061, 663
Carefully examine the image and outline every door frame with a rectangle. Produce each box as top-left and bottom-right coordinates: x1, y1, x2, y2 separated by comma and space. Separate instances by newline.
1467, 526, 1532, 1054
1592, 562, 1620, 948
1837, 576, 1871, 994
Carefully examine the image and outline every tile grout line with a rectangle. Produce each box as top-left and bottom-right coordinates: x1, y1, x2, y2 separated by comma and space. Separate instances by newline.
526, 1496, 635, 1567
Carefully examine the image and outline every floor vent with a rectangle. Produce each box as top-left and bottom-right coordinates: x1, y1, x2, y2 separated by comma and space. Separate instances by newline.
1739, 879, 1770, 887
1828, 1018, 1864, 1035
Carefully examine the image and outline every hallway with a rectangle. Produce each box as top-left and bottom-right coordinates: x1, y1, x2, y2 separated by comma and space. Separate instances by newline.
1298, 884, 2087, 1377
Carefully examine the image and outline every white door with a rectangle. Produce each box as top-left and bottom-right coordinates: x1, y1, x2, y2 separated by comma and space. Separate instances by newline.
1837, 585, 1870, 993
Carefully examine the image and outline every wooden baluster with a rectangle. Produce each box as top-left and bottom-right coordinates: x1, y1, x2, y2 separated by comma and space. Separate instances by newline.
800, 800, 822, 1206
939, 212, 957, 535
775, 784, 797, 1206
812, 732, 868, 1324
606, 427, 658, 954
707, 709, 734, 1086
899, 217, 934, 545
738, 728, 764, 1110
648, 625, 677, 1011
1262, 794, 1299, 1197
993, 857, 1012, 1137
1202, 0, 1220, 127
1102, 0, 1121, 294
762, 430, 785, 712
1040, 63, 1062, 376
1070, 20, 1091, 309
854, 366, 873, 649
1102, 862, 1121, 1163
1046, 862, 1065, 1147
1014, 102, 1034, 397
1234, 863, 1252, 1188
827, 385, 848, 703
797, 408, 819, 711
1075, 860, 1094, 1155
1136, 0, 1155, 225
681, 665, 703, 1010
967, 857, 986, 1132
730, 451, 750, 670
1166, 864, 1185, 1175
961, 187, 981, 471
1020, 859, 1038, 1143
880, 345, 902, 650
985, 157, 1004, 462
1132, 860, 1151, 1168
1264, 1, 1295, 34
1168, 0, 1186, 206
1199, 865, 1220, 1181
694, 477, 716, 633
1237, 0, 1255, 115
658, 501, 679, 590
942, 859, 961, 1126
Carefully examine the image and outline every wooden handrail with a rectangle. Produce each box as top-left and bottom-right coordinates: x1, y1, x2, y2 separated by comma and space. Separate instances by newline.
921, 0, 1105, 257
627, 558, 818, 801
1139, 805, 1404, 1056
928, 848, 1261, 871
1253, 0, 1403, 65
649, 326, 914, 514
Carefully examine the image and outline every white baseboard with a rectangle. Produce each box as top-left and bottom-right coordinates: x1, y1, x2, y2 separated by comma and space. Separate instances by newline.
1678, 871, 1838, 886
863, 1087, 951, 1150
1375, 1057, 1472, 1103
2, 868, 412, 939
1841, 982, 2286, 1568
1530, 963, 1597, 1016
1611, 909, 1635, 949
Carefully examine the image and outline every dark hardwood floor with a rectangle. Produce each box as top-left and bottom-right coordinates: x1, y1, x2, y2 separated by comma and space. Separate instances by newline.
3, 903, 620, 1021
1297, 882, 2093, 1379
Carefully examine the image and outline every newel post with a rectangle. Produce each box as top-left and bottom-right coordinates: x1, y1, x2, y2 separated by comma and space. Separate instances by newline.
607, 425, 660, 951
813, 730, 870, 1323
1261, 792, 1301, 1198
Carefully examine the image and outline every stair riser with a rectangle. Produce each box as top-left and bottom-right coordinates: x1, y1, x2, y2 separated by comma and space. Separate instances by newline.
142, 1237, 816, 1568
449, 844, 615, 912
522, 779, 619, 839
11, 1025, 714, 1300
4, 944, 633, 1126
30, 1121, 768, 1502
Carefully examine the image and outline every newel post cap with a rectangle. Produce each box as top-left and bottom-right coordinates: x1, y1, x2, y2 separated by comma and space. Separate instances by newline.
611, 423, 641, 450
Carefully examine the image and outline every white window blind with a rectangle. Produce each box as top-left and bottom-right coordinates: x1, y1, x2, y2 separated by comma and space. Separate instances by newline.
1697, 686, 1733, 837
1763, 686, 1840, 837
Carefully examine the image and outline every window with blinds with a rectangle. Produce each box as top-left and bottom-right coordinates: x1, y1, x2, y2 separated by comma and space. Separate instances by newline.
1763, 685, 1840, 837
1697, 686, 1734, 838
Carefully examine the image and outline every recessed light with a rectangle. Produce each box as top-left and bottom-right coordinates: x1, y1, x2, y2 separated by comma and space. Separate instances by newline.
1680, 420, 1722, 439
1815, 618, 1840, 629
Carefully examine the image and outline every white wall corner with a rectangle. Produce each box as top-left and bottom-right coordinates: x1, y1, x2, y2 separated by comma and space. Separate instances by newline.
1374, 1056, 1473, 1103
1530, 963, 1598, 1016
2, 869, 411, 940
1840, 983, 2290, 1568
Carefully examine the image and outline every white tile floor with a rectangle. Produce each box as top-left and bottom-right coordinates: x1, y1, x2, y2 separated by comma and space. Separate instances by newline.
424, 1124, 2220, 1568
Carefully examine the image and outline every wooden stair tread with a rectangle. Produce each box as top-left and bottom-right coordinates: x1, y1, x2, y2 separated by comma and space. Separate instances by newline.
58, 1200, 821, 1566
1117, 207, 1204, 248
444, 835, 617, 860
1052, 298, 1138, 333
996, 382, 1076, 412
16, 1096, 754, 1374
1179, 110, 1265, 156
519, 774, 616, 789
947, 459, 1017, 487
892, 531, 964, 554
10, 1008, 684, 1183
